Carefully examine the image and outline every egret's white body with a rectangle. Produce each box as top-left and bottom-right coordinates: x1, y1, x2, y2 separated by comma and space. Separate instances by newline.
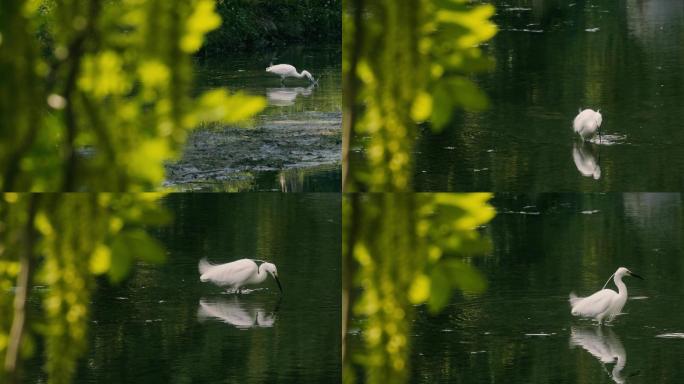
570, 326, 626, 384
197, 298, 276, 328
569, 267, 643, 324
266, 64, 315, 84
573, 141, 601, 179
573, 108, 603, 141
199, 258, 282, 293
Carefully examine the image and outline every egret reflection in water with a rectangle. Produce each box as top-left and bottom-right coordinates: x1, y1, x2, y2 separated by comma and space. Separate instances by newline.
267, 85, 315, 107
570, 326, 628, 384
573, 141, 601, 179
197, 297, 278, 329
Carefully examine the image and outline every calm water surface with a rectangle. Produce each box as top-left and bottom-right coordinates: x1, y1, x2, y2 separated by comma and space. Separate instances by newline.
28, 194, 341, 383
408, 194, 684, 383
412, 0, 684, 191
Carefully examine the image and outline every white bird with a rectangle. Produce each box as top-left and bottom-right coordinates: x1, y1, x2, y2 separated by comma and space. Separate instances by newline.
569, 267, 643, 324
572, 141, 601, 179
197, 297, 276, 328
573, 108, 603, 141
570, 326, 626, 384
199, 258, 282, 293
266, 64, 316, 84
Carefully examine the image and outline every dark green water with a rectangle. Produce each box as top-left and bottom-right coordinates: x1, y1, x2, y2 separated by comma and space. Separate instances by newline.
412, 0, 684, 191
29, 194, 341, 383
408, 193, 684, 383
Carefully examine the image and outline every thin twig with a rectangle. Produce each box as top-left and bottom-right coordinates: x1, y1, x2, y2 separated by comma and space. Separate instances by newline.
4, 195, 39, 381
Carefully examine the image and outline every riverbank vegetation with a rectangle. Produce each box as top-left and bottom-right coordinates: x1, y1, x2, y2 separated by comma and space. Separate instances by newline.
202, 0, 341, 53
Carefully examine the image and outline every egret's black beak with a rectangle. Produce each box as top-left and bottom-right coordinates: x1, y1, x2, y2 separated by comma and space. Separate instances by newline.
274, 275, 283, 293
630, 272, 644, 280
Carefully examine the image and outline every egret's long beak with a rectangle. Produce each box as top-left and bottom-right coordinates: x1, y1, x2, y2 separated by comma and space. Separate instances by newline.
630, 272, 644, 280
273, 274, 283, 293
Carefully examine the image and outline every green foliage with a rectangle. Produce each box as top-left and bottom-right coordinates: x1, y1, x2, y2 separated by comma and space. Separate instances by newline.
0, 0, 265, 192
343, 193, 495, 384
0, 193, 169, 384
202, 0, 341, 52
343, 0, 497, 191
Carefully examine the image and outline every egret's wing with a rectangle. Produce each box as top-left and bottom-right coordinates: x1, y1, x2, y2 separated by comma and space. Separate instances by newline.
198, 258, 214, 275
569, 292, 581, 306
573, 110, 589, 132
266, 64, 296, 74
200, 259, 256, 285
570, 289, 616, 318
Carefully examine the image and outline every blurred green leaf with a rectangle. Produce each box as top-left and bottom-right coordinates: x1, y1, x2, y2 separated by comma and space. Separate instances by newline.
109, 238, 133, 284
431, 84, 453, 131
443, 259, 487, 294
114, 229, 166, 265
427, 267, 451, 313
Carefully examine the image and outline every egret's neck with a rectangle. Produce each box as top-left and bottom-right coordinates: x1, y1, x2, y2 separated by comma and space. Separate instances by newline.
614, 274, 627, 298
255, 265, 268, 283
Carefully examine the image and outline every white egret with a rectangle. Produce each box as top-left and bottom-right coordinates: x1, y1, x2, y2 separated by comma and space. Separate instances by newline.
199, 258, 283, 293
573, 108, 603, 141
569, 267, 643, 324
266, 64, 316, 84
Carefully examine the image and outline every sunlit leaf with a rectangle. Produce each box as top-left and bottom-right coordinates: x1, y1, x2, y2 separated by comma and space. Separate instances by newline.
408, 274, 431, 304
89, 245, 111, 275
411, 92, 433, 122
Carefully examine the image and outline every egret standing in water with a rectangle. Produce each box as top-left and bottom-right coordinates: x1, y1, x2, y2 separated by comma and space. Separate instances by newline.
199, 258, 283, 293
574, 108, 603, 141
266, 64, 316, 85
569, 267, 643, 324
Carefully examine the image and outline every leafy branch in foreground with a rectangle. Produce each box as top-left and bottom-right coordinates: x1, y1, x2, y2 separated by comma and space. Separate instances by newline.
343, 0, 496, 191
0, 193, 170, 384
343, 193, 495, 383
0, 0, 265, 191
